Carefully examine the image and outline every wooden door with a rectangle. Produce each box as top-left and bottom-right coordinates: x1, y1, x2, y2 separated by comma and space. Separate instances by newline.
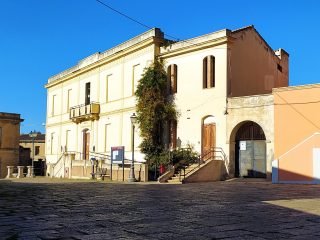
83, 131, 90, 160
202, 123, 216, 160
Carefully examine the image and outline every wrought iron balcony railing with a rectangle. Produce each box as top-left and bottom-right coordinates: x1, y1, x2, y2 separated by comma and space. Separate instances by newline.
69, 102, 100, 123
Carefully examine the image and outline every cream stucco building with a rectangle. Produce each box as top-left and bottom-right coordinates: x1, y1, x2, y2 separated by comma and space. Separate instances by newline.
45, 26, 288, 181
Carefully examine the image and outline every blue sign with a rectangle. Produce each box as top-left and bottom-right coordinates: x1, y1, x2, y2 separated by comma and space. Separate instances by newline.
111, 146, 125, 164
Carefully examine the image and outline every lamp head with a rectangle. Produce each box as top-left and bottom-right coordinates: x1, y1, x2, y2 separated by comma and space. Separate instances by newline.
130, 113, 137, 125
29, 130, 38, 138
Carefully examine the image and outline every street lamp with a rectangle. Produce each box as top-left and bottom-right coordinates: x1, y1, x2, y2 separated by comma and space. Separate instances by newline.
29, 130, 38, 177
128, 113, 137, 182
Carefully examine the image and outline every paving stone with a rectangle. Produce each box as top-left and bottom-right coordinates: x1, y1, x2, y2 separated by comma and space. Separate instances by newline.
0, 178, 320, 239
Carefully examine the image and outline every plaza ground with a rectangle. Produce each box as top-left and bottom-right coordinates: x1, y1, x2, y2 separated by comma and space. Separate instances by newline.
0, 178, 320, 239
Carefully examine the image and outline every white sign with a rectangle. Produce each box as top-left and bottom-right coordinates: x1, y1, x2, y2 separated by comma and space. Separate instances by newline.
240, 141, 246, 151
112, 150, 119, 160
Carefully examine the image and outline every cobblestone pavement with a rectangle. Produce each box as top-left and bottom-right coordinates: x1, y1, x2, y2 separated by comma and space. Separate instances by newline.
1, 178, 320, 240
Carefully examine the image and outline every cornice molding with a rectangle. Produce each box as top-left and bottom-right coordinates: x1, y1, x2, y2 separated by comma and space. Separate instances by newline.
159, 36, 232, 59
45, 38, 162, 89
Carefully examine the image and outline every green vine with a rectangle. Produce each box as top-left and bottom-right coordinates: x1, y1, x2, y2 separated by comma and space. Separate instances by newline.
135, 59, 178, 168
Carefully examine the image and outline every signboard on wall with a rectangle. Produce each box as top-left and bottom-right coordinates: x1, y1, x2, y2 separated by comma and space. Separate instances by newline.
240, 141, 246, 151
111, 146, 125, 164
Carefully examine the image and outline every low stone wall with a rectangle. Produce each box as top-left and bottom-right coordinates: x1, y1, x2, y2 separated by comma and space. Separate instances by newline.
106, 164, 148, 182
183, 160, 224, 183
158, 166, 175, 183
48, 156, 148, 182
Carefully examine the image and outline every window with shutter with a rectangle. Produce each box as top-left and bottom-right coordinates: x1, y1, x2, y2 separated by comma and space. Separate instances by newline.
203, 56, 215, 89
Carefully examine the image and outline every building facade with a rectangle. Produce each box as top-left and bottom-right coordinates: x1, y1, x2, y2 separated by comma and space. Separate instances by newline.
19, 133, 46, 175
45, 26, 288, 180
273, 84, 320, 184
0, 112, 23, 178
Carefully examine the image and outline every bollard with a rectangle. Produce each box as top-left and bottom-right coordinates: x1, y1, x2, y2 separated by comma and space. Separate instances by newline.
6, 166, 14, 179
26, 166, 34, 178
17, 166, 25, 178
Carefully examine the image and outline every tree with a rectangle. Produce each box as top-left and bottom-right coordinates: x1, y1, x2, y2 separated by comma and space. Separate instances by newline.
135, 59, 178, 168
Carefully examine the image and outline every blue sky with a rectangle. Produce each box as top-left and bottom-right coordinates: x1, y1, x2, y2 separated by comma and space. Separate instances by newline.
0, 0, 319, 133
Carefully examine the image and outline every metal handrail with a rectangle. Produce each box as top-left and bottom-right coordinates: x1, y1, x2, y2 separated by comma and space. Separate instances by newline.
179, 156, 202, 181
89, 151, 111, 161
65, 151, 88, 161
52, 151, 66, 177
70, 101, 100, 110
179, 147, 228, 181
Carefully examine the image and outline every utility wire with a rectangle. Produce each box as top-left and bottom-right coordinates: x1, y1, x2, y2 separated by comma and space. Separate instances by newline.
95, 0, 228, 50
274, 92, 320, 130
96, 0, 152, 30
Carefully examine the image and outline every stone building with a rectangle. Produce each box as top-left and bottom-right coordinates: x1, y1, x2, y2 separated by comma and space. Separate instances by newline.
0, 112, 23, 178
45, 26, 288, 181
19, 133, 46, 175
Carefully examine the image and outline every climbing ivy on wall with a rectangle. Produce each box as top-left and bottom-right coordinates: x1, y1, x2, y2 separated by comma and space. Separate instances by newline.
135, 59, 178, 168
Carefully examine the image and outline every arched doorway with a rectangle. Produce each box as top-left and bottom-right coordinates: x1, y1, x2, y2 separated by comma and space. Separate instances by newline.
202, 116, 216, 160
234, 121, 266, 178
82, 129, 90, 160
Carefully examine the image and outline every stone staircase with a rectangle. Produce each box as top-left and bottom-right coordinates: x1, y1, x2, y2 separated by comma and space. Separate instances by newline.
167, 163, 201, 184
160, 147, 228, 184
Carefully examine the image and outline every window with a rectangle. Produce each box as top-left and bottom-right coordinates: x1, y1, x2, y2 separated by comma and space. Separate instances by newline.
167, 64, 177, 94
277, 64, 283, 72
106, 74, 112, 102
107, 74, 121, 101
67, 89, 72, 112
169, 120, 177, 149
203, 56, 215, 88
85, 82, 91, 105
104, 124, 110, 152
50, 132, 55, 154
65, 130, 70, 152
52, 95, 57, 116
132, 64, 141, 95
35, 146, 40, 155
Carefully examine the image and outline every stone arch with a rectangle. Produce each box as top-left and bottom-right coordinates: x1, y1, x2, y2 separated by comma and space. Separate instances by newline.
229, 121, 267, 178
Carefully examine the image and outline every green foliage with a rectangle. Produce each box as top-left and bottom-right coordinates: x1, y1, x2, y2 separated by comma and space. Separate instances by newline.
158, 147, 199, 166
170, 147, 199, 166
135, 59, 178, 167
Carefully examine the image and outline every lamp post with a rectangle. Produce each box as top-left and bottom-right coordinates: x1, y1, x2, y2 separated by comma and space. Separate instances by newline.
29, 130, 38, 177
128, 113, 137, 182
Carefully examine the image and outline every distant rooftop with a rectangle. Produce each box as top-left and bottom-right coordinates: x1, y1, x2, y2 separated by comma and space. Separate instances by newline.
20, 133, 45, 142
0, 112, 23, 121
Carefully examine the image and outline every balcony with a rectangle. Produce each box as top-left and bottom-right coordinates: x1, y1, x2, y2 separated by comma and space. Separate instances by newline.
70, 102, 100, 123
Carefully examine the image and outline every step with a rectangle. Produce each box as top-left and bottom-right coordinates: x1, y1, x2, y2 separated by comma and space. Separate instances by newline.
167, 179, 182, 184
185, 166, 198, 172
189, 163, 200, 167
171, 176, 181, 181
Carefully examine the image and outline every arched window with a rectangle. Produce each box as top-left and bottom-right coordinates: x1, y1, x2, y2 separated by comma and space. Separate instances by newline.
203, 56, 215, 89
167, 64, 177, 94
